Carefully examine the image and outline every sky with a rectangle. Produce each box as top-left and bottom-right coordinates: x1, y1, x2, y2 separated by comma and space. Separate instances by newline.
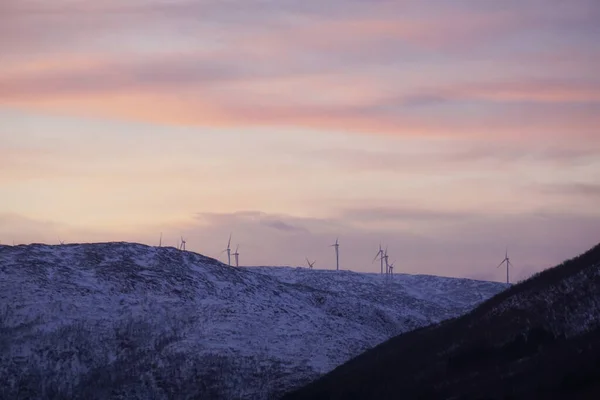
1, 0, 599, 282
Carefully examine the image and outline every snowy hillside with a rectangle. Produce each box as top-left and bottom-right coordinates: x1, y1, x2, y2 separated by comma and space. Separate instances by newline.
0, 242, 507, 399
285, 242, 600, 400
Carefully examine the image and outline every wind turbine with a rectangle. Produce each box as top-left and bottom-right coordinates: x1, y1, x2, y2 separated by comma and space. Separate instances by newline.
159, 232, 162, 247
330, 238, 340, 271
383, 247, 389, 275
372, 244, 384, 275
496, 248, 512, 284
388, 260, 395, 277
179, 236, 186, 251
58, 236, 65, 245
232, 244, 240, 267
306, 257, 316, 269
221, 234, 232, 266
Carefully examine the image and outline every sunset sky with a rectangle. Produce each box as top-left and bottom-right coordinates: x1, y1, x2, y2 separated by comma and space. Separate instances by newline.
1, 0, 599, 282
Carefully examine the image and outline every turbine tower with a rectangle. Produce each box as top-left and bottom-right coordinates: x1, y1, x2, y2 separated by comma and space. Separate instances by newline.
159, 232, 162, 247
232, 244, 240, 267
330, 238, 340, 271
221, 234, 232, 266
383, 247, 389, 275
496, 248, 512, 284
179, 236, 186, 251
388, 260, 395, 277
306, 257, 316, 269
372, 244, 384, 275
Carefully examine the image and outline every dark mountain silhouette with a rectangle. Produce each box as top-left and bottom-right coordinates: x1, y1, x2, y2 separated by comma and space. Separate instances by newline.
284, 243, 600, 400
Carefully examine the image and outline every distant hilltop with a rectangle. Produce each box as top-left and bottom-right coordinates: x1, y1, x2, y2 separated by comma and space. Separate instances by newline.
0, 242, 507, 399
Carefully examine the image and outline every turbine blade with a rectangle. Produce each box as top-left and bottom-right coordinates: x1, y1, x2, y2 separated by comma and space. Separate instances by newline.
496, 260, 505, 268
372, 251, 381, 263
227, 233, 231, 248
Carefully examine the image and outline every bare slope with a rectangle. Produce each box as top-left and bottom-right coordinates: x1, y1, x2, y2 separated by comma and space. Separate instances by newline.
284, 242, 600, 400
0, 242, 506, 399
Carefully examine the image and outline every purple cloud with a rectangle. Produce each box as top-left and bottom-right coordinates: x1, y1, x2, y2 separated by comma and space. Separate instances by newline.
538, 183, 600, 198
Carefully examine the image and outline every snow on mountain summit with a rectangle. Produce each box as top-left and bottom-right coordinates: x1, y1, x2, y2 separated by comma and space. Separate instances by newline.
0, 242, 507, 399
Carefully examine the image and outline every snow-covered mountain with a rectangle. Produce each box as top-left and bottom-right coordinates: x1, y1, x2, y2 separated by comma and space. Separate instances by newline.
0, 242, 507, 399
285, 242, 600, 400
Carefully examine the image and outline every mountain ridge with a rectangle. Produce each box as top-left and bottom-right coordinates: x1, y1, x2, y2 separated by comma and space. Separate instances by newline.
0, 241, 507, 399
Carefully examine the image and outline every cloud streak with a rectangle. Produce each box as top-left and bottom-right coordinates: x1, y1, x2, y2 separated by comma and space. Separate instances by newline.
1, 0, 599, 140
2, 69, 599, 139
306, 140, 600, 176
538, 183, 600, 199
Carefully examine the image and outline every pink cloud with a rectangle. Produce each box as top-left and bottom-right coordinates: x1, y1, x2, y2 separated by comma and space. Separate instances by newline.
432, 80, 600, 103
1, 0, 599, 142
